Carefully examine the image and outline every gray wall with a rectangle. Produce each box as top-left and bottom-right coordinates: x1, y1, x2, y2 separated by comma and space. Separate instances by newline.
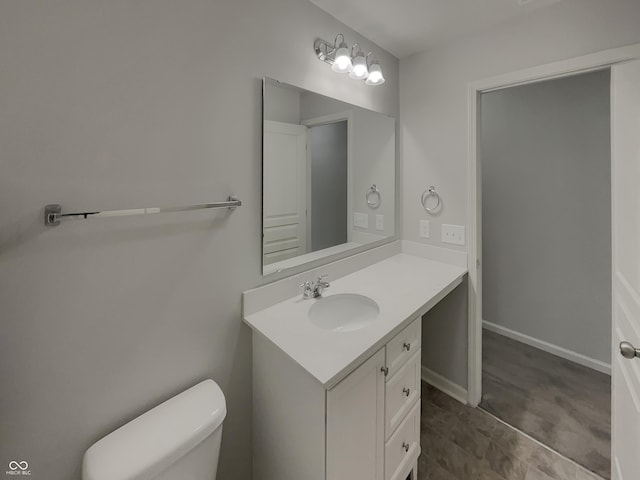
422, 280, 469, 388
402, 0, 640, 391
481, 71, 611, 364
310, 122, 348, 251
0, 1, 398, 479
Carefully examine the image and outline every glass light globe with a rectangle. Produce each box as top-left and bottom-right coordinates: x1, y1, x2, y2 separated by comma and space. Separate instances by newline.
332, 43, 352, 73
365, 62, 385, 85
349, 53, 369, 80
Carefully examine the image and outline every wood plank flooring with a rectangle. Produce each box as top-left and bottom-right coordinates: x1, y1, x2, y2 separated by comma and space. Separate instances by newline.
419, 382, 602, 480
479, 329, 611, 479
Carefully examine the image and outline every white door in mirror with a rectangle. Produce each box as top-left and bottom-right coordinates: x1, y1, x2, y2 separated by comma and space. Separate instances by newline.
263, 120, 308, 265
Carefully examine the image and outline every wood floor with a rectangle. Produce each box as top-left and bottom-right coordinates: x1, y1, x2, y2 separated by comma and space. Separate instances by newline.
479, 329, 611, 479
419, 382, 602, 480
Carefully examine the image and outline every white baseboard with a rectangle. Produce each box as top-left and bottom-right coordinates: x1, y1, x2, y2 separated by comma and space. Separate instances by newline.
421, 365, 468, 405
482, 320, 611, 375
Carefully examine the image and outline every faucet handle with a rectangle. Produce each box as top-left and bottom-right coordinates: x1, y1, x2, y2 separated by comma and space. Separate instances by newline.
300, 280, 315, 299
315, 275, 330, 296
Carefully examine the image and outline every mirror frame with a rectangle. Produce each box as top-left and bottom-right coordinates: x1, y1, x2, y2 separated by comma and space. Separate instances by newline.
261, 77, 399, 277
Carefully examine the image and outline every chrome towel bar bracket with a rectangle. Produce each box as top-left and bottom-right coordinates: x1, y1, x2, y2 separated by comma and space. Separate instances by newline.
44, 196, 241, 227
366, 184, 381, 208
421, 186, 441, 214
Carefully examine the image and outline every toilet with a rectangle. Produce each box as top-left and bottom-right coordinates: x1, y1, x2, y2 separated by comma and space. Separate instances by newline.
82, 379, 226, 480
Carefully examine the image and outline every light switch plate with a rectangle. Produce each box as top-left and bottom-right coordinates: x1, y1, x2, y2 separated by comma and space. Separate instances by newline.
353, 212, 368, 229
419, 220, 430, 239
442, 224, 465, 245
376, 215, 384, 231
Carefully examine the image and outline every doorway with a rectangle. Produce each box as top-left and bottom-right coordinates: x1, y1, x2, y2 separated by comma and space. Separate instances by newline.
467, 44, 640, 480
478, 70, 612, 478
308, 120, 349, 252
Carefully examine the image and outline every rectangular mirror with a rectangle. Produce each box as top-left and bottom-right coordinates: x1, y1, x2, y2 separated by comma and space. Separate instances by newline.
262, 78, 396, 275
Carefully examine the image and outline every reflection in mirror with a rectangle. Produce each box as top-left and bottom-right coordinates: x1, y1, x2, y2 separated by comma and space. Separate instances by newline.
262, 78, 396, 275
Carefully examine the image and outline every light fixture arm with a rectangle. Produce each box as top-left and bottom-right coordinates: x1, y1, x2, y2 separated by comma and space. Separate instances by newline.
315, 36, 343, 64
315, 39, 333, 63
333, 33, 345, 52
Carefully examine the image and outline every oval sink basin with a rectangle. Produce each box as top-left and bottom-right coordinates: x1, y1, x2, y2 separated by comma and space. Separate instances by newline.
308, 294, 380, 332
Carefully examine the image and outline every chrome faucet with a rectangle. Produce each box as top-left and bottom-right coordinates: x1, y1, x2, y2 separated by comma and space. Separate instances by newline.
300, 275, 330, 299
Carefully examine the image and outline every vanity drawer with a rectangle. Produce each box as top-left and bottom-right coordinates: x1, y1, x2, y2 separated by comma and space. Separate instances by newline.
386, 318, 421, 379
385, 349, 421, 440
384, 401, 420, 480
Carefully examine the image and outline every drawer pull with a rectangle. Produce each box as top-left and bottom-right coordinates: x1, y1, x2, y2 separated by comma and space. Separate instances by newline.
402, 387, 411, 397
402, 442, 410, 453
381, 366, 389, 376
403, 342, 411, 351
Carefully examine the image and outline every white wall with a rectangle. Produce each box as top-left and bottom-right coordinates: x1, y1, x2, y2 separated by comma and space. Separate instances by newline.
481, 70, 611, 366
0, 1, 398, 479
400, 0, 640, 388
350, 111, 396, 239
263, 81, 301, 124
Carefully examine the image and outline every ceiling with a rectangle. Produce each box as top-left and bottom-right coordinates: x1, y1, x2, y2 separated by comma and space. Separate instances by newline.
309, 0, 564, 58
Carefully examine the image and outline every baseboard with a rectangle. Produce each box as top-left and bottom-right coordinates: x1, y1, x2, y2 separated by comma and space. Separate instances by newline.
421, 365, 468, 405
482, 320, 611, 375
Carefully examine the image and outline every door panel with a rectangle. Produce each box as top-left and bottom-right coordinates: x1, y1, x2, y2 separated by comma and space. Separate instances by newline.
611, 59, 640, 480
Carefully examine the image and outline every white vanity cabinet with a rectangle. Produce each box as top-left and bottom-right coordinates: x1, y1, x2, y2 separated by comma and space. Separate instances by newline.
327, 348, 386, 480
252, 317, 422, 480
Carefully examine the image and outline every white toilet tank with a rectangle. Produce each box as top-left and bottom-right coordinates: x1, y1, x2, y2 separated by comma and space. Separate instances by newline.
83, 379, 226, 480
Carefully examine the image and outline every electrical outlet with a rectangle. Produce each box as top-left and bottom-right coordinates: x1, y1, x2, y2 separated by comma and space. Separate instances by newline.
419, 220, 430, 239
353, 212, 368, 229
442, 224, 465, 245
375, 215, 384, 231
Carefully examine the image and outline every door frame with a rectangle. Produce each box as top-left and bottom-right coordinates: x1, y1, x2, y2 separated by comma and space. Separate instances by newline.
302, 111, 354, 249
467, 43, 640, 407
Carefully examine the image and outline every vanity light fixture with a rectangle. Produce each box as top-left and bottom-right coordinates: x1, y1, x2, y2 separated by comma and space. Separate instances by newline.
314, 34, 385, 86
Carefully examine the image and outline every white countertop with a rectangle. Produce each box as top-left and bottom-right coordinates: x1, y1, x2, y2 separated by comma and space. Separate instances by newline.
243, 253, 467, 389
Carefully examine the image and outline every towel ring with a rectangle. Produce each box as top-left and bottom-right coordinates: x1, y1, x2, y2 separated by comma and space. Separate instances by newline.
366, 185, 381, 208
421, 186, 441, 214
